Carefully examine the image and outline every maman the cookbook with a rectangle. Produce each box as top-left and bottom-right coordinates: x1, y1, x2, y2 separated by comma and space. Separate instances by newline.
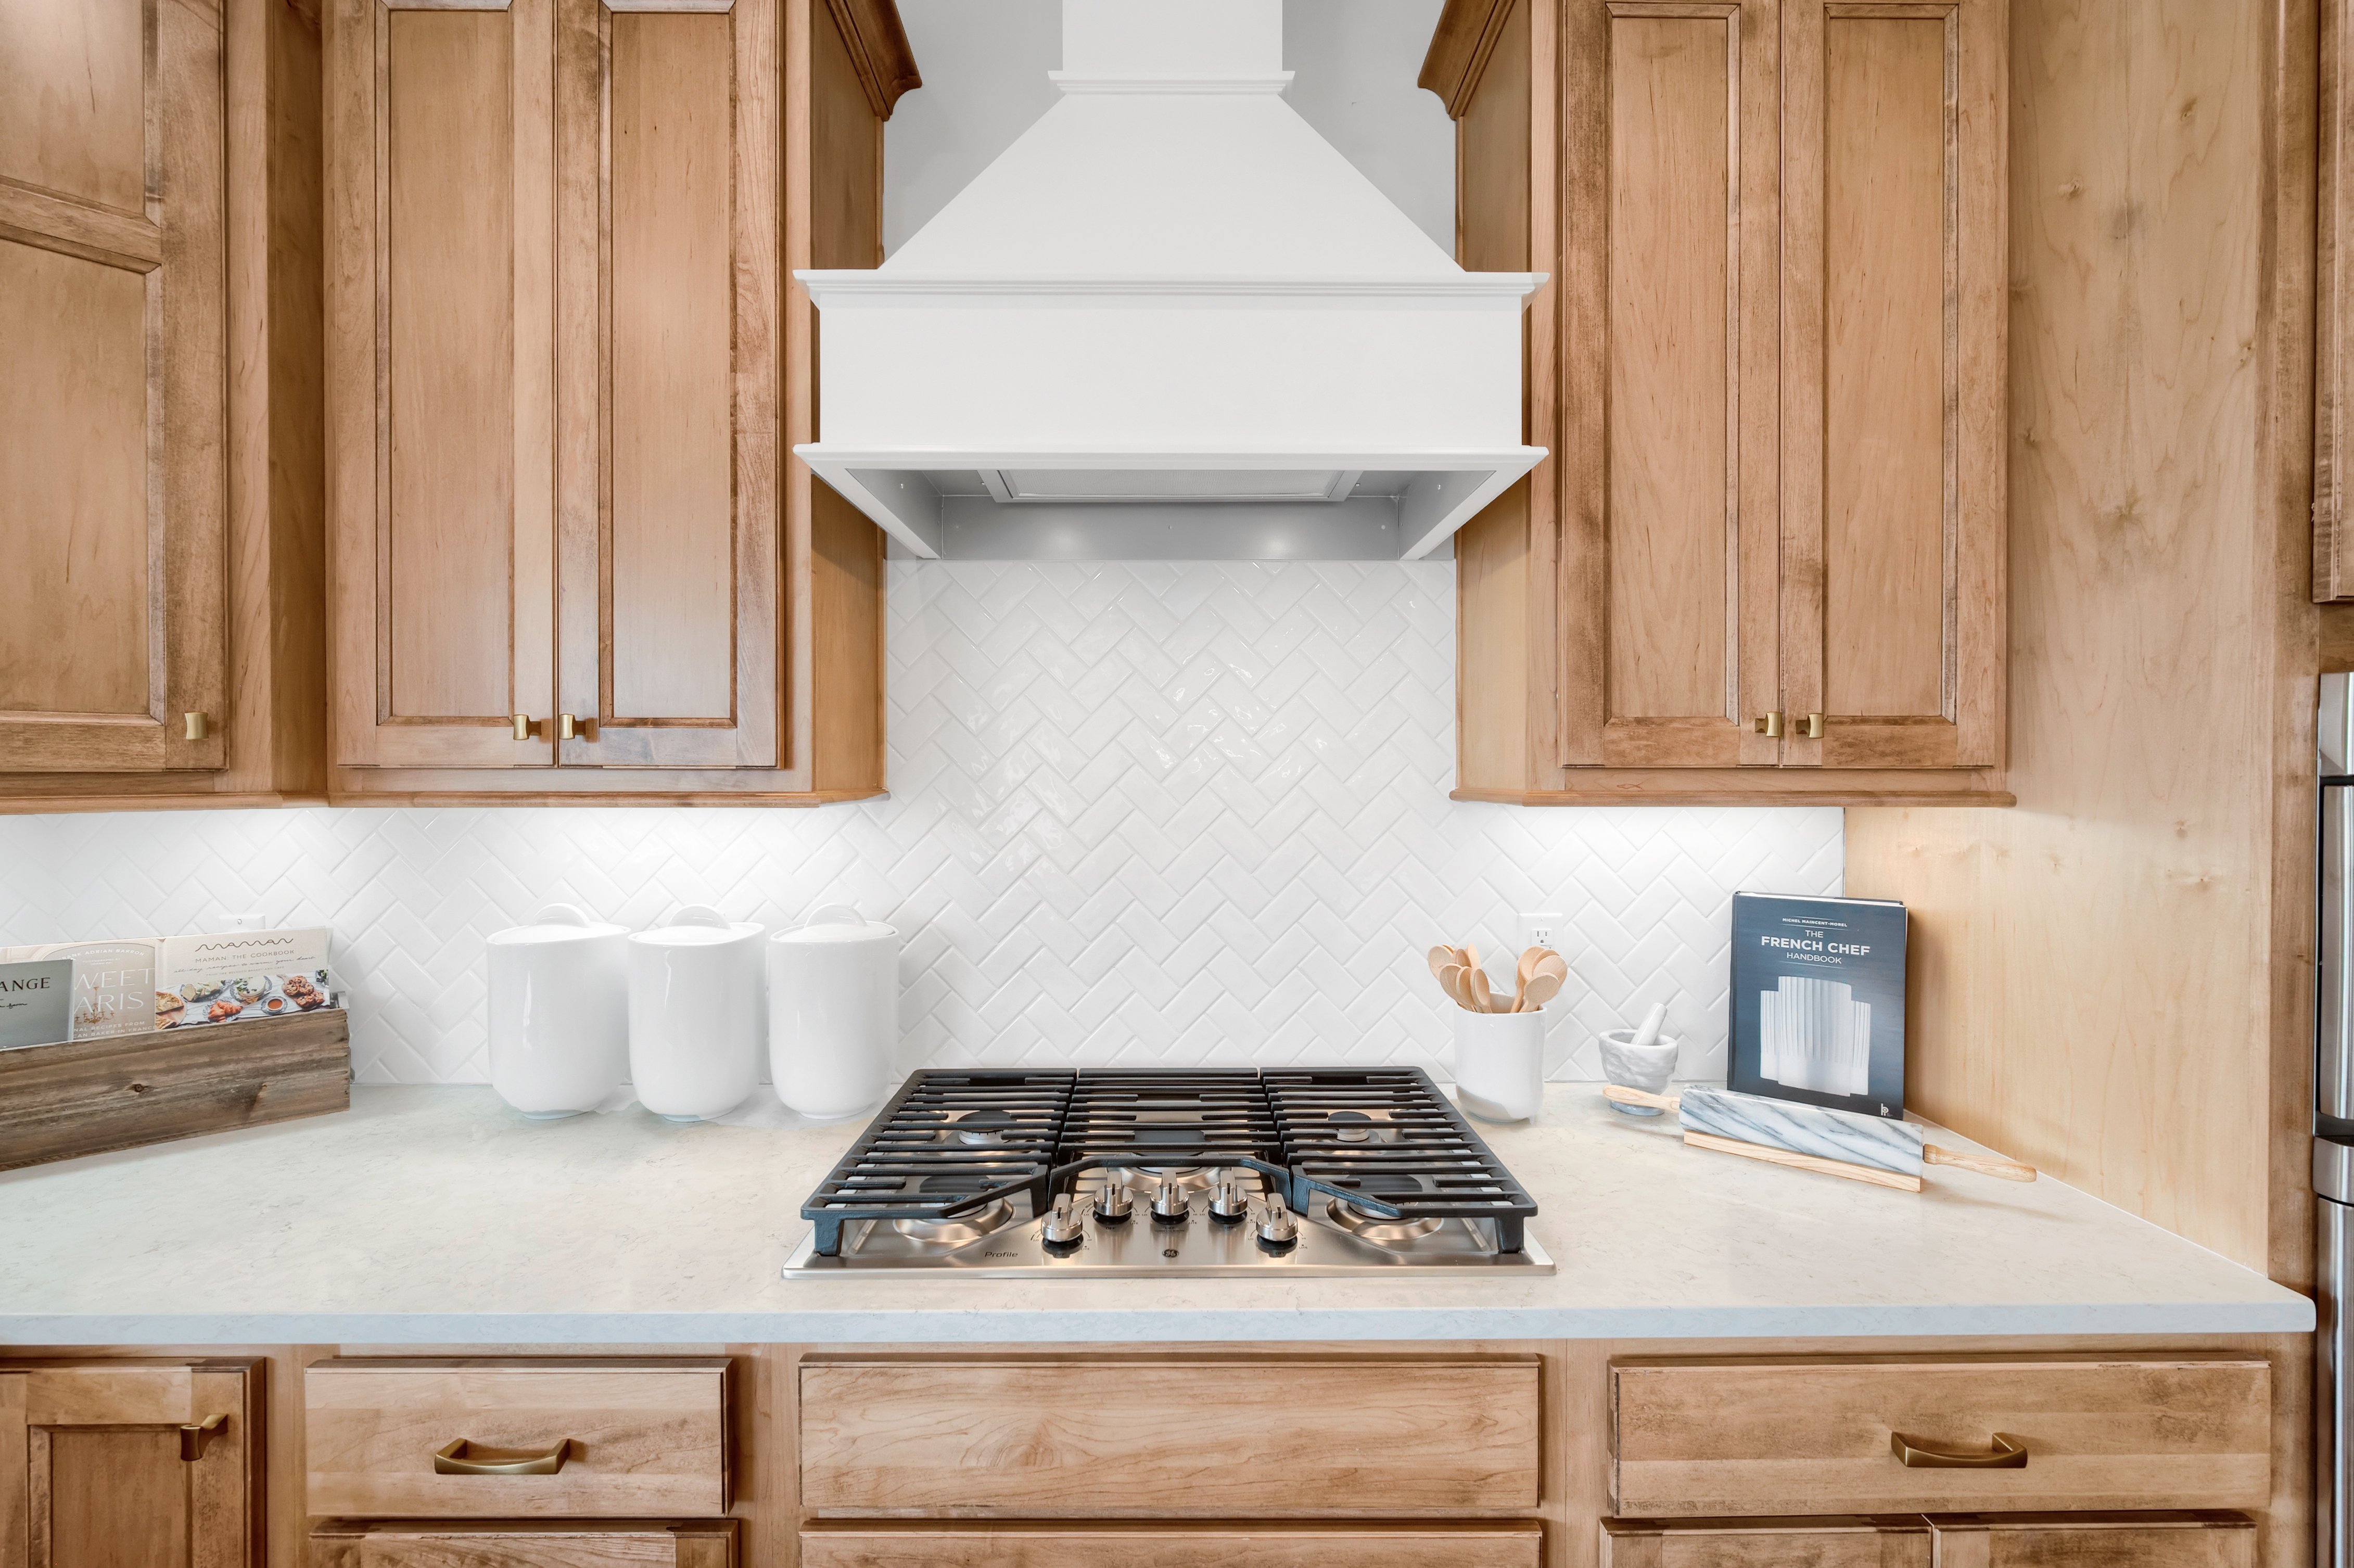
1728, 892, 1908, 1120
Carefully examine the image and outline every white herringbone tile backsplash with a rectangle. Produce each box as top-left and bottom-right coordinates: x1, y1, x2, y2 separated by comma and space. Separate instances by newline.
0, 562, 1841, 1085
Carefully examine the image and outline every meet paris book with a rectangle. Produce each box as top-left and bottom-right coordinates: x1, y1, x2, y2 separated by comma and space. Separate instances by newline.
1728, 892, 1908, 1120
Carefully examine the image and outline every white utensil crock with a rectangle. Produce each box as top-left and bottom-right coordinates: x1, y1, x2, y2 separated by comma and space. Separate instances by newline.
628, 905, 765, 1121
768, 904, 897, 1120
487, 903, 629, 1117
1453, 1008, 1545, 1123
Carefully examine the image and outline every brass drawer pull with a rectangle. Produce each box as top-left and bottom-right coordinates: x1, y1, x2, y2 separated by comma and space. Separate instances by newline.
1754, 711, 1783, 737
434, 1437, 571, 1475
179, 1414, 227, 1461
1801, 711, 1825, 738
1889, 1430, 2027, 1469
512, 713, 536, 741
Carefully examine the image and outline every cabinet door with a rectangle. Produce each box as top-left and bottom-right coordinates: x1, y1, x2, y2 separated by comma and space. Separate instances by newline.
327, 0, 558, 769
1779, 0, 2004, 768
1560, 0, 1782, 768
2323, 0, 2354, 602
0, 1359, 261, 1568
1926, 1512, 2255, 1566
801, 1522, 1542, 1568
311, 1520, 734, 1568
1600, 1516, 1930, 1567
0, 0, 227, 773
553, 0, 780, 768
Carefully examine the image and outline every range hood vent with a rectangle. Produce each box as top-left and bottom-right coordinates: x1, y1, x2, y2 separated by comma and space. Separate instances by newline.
795, 0, 1545, 563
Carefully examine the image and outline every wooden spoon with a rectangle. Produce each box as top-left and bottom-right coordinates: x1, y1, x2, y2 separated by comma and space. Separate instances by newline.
1518, 970, 1564, 1011
1437, 964, 1474, 1011
1427, 946, 1458, 980
1467, 967, 1498, 1014
1513, 947, 1546, 1012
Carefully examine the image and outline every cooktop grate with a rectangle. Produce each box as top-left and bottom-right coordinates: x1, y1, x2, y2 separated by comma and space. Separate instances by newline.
799, 1065, 1535, 1257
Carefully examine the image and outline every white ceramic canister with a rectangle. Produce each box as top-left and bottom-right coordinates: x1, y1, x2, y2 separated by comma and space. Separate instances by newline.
1453, 1006, 1545, 1123
486, 903, 629, 1117
768, 904, 898, 1120
628, 905, 766, 1121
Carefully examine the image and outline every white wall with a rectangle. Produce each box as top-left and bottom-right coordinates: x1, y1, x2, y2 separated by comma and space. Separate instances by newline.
0, 564, 1841, 1086
885, 0, 1456, 256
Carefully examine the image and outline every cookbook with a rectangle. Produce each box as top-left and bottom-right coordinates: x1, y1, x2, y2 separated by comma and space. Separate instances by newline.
0, 959, 74, 1050
1728, 892, 1908, 1120
0, 927, 333, 1041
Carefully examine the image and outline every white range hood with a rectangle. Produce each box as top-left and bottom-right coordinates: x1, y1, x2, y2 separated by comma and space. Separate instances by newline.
794, 0, 1544, 562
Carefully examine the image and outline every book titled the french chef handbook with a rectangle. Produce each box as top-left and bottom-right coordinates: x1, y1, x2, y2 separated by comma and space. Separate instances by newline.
1728, 892, 1908, 1121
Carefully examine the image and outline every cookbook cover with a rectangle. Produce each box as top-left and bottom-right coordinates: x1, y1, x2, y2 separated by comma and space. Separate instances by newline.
0, 939, 161, 1040
0, 959, 74, 1050
1728, 892, 1908, 1120
158, 928, 333, 1028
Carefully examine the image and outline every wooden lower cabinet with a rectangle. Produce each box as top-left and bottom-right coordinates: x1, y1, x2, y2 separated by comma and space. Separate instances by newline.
310, 1520, 735, 1567
0, 1358, 264, 1568
1601, 1513, 2256, 1567
797, 1522, 1544, 1567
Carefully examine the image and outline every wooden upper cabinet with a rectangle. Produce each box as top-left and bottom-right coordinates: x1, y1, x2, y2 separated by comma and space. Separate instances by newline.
1558, 0, 1780, 770
1435, 0, 2008, 804
0, 1358, 264, 1568
325, 0, 910, 800
1779, 0, 2005, 770
2322, 0, 2354, 602
0, 0, 227, 774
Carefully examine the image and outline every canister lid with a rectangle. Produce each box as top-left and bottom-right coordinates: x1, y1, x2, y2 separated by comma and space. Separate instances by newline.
488, 903, 628, 945
770, 903, 896, 944
631, 904, 764, 946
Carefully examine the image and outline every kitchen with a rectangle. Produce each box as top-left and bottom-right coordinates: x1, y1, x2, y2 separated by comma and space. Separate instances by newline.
0, 0, 2333, 1563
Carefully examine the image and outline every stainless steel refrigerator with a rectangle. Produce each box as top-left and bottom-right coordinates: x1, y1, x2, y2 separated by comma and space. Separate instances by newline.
2321, 672, 2354, 1565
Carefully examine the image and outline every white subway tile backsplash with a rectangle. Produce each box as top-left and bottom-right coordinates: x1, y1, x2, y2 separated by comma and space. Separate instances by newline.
0, 562, 1840, 1084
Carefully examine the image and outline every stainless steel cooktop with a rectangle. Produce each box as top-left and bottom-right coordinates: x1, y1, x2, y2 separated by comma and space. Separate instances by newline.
782, 1067, 1554, 1279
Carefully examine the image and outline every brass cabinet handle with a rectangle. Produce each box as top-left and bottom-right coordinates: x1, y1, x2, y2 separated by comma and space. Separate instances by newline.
1754, 711, 1783, 737
559, 712, 591, 741
434, 1437, 570, 1475
1802, 712, 1825, 738
1889, 1430, 2028, 1469
184, 712, 209, 742
179, 1414, 227, 1461
512, 713, 536, 741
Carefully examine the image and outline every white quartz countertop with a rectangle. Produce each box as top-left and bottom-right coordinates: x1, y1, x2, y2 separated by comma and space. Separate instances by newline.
0, 1084, 2311, 1345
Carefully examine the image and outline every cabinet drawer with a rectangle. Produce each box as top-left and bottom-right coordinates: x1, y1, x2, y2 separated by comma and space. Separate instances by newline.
1610, 1356, 2270, 1516
799, 1523, 1542, 1567
309, 1521, 734, 1568
1600, 1516, 1931, 1568
798, 1356, 1541, 1516
1927, 1511, 2256, 1567
304, 1357, 729, 1518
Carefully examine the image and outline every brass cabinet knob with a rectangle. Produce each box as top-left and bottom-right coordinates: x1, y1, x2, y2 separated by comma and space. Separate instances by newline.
1802, 712, 1825, 738
559, 713, 592, 741
179, 1414, 227, 1462
1753, 711, 1783, 738
183, 712, 209, 742
511, 713, 535, 741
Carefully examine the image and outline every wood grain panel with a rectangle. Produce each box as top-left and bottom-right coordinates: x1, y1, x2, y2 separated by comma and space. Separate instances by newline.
799, 1357, 1541, 1517
47, 1429, 186, 1566
1607, 14, 1732, 723
1609, 1356, 2271, 1516
1841, 0, 2285, 1273
303, 1357, 730, 1518
2320, 0, 2354, 601
1561, 0, 1779, 770
608, 10, 733, 722
0, 0, 145, 213
308, 1520, 736, 1568
385, 8, 516, 720
799, 1522, 1545, 1568
1924, 1511, 2257, 1568
1782, 0, 2004, 769
0, 242, 149, 715
1821, 15, 1945, 720
810, 479, 883, 792
1598, 1515, 1931, 1568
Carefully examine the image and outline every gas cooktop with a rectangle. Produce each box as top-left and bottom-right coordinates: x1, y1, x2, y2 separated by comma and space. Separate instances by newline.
781, 1067, 1553, 1278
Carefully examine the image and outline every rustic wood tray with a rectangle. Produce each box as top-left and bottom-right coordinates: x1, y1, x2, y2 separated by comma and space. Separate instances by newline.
0, 1008, 350, 1171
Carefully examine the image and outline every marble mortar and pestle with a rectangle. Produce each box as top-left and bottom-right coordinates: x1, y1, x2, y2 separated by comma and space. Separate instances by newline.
1600, 1000, 1681, 1114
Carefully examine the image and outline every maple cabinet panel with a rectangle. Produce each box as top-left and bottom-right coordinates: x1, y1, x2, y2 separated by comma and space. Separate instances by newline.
0, 0, 228, 774
0, 1358, 263, 1568
1925, 1511, 2257, 1568
311, 1519, 736, 1568
1598, 1515, 1931, 1567
325, 0, 907, 800
800, 1522, 1545, 1568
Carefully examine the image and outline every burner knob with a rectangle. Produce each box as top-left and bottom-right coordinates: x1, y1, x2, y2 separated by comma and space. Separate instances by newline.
1041, 1195, 1085, 1247
1256, 1196, 1300, 1250
1207, 1180, 1251, 1224
1094, 1182, 1134, 1223
1150, 1179, 1191, 1224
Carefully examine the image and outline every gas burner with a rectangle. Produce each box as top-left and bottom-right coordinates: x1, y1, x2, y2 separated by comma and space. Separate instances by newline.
1328, 1110, 1376, 1143
946, 1107, 1018, 1145
1325, 1197, 1445, 1243
890, 1199, 1014, 1243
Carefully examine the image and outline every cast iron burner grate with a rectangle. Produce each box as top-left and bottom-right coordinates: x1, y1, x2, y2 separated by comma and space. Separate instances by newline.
800, 1066, 1535, 1258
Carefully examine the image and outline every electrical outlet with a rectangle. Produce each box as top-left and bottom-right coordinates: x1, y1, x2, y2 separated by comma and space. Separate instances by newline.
217, 912, 270, 933
1519, 911, 1564, 952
